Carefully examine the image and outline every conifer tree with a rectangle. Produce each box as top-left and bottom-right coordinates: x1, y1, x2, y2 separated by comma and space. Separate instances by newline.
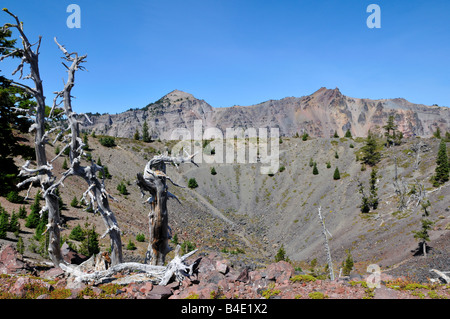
333, 167, 340, 180
0, 209, 8, 239
35, 209, 48, 240
433, 139, 449, 186
361, 130, 381, 166
134, 128, 140, 140
70, 196, 79, 208
313, 162, 319, 175
9, 210, 20, 234
345, 129, 352, 138
26, 191, 41, 229
342, 250, 354, 276
368, 169, 379, 210
16, 236, 24, 254
18, 205, 27, 219
142, 120, 151, 143
413, 200, 433, 257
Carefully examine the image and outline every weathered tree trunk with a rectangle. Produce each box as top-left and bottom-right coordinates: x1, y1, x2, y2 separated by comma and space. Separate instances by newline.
3, 10, 64, 266
318, 207, 334, 281
137, 153, 198, 265
52, 38, 123, 265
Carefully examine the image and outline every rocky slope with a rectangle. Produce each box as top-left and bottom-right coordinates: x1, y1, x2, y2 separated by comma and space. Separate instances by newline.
1, 132, 449, 287
81, 87, 450, 139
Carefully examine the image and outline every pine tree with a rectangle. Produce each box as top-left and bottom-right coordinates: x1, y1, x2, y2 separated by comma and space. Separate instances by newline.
62, 158, 68, 170
0, 210, 9, 239
358, 182, 370, 213
34, 209, 48, 240
71, 196, 79, 208
433, 139, 449, 186
333, 167, 340, 180
18, 205, 27, 219
275, 244, 288, 262
342, 250, 354, 276
413, 200, 433, 257
188, 178, 198, 189
69, 224, 85, 241
9, 210, 20, 233
142, 120, 151, 143
383, 115, 398, 146
333, 130, 339, 138
361, 130, 381, 166
16, 236, 24, 255
117, 181, 128, 195
133, 128, 140, 140
312, 162, 319, 175
26, 191, 41, 229
79, 224, 100, 257
210, 167, 217, 175
368, 169, 379, 210
345, 129, 352, 138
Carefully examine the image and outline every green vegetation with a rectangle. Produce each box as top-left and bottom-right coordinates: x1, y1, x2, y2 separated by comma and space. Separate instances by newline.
117, 181, 129, 195
413, 199, 433, 257
70, 196, 79, 208
126, 240, 136, 250
99, 136, 116, 147
383, 115, 403, 146
136, 233, 145, 242
361, 130, 381, 166
188, 178, 198, 189
345, 129, 352, 138
69, 224, 85, 241
312, 162, 319, 175
290, 274, 317, 283
25, 191, 42, 229
309, 291, 327, 299
142, 120, 151, 143
181, 240, 196, 255
432, 139, 449, 187
333, 167, 340, 180
302, 132, 309, 141
342, 250, 354, 276
274, 244, 289, 262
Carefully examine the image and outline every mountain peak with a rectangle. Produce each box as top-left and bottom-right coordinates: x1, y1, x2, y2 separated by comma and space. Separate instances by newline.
163, 89, 196, 102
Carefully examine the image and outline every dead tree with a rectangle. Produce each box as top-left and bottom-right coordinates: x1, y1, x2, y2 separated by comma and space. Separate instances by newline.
1, 10, 123, 266
1, 10, 64, 266
48, 38, 123, 265
137, 151, 198, 265
392, 155, 409, 211
317, 206, 334, 281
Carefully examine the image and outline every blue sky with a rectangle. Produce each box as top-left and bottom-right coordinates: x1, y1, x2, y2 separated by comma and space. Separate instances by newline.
1, 0, 449, 114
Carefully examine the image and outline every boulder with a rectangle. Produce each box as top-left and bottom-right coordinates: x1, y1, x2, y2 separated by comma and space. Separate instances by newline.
265, 261, 295, 283
61, 242, 88, 265
0, 244, 30, 274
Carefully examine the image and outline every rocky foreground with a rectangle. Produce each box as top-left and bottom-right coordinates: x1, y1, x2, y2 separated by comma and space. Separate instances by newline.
0, 244, 449, 300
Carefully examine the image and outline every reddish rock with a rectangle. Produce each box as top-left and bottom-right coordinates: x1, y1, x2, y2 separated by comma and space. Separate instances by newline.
215, 260, 229, 274
236, 267, 249, 282
265, 261, 294, 283
147, 285, 172, 299
9, 277, 53, 298
140, 281, 153, 294
0, 244, 30, 274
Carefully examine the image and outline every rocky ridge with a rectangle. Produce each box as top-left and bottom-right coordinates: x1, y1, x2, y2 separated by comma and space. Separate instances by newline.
81, 87, 450, 140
